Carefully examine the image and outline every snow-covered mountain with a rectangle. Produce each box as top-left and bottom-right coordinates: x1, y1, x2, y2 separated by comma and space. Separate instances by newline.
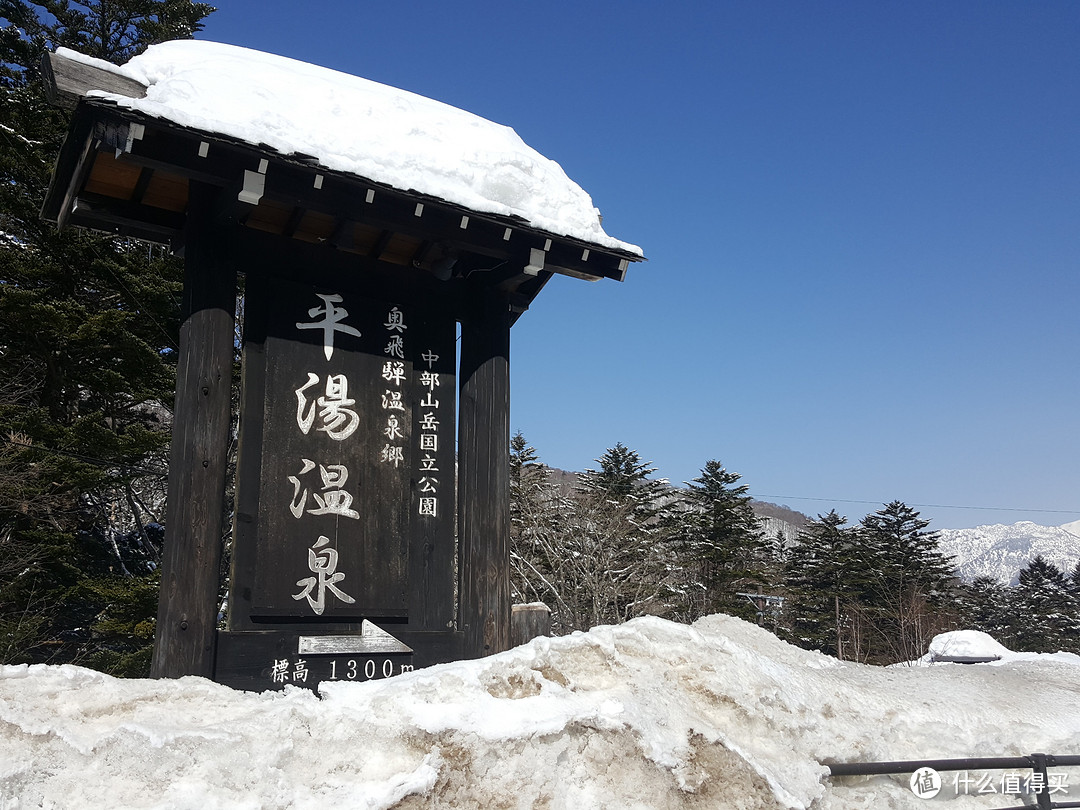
752, 501, 808, 546
937, 520, 1080, 584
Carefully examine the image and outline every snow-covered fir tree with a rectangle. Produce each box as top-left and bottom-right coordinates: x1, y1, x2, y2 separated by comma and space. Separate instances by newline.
782, 510, 864, 658
0, 0, 213, 674
1011, 555, 1080, 653
854, 501, 958, 663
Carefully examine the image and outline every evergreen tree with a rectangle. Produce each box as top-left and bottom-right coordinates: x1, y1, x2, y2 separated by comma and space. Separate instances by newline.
1011, 555, 1080, 653
566, 443, 678, 628
859, 501, 954, 593
767, 528, 789, 569
578, 441, 665, 505
508, 437, 681, 632
856, 501, 957, 663
509, 430, 539, 486
509, 429, 543, 551
957, 575, 1015, 645
1069, 561, 1080, 597
782, 510, 864, 657
675, 460, 765, 622
0, 0, 213, 673
1017, 555, 1067, 589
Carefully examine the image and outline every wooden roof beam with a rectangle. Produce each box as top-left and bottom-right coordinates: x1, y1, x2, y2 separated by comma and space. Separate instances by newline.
98, 109, 636, 279
130, 166, 155, 205
54, 133, 97, 231
327, 217, 354, 251
41, 51, 148, 109
281, 206, 306, 239
369, 229, 393, 260
68, 192, 184, 242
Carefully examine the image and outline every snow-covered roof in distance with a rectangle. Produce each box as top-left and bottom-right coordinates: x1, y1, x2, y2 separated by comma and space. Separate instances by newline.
56, 40, 641, 257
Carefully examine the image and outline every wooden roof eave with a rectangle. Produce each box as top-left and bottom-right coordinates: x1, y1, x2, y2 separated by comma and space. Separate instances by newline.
40, 102, 97, 229
40, 49, 149, 110
40, 51, 644, 290
44, 103, 641, 283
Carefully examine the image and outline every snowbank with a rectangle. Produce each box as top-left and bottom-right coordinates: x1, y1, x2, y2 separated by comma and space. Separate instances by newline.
3, 615, 1080, 808
927, 630, 1010, 661
913, 628, 1080, 669
58, 41, 641, 256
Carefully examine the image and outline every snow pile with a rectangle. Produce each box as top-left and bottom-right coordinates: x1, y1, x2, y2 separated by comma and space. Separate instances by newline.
912, 629, 1080, 669
927, 630, 1010, 660
4, 615, 1080, 809
58, 41, 640, 256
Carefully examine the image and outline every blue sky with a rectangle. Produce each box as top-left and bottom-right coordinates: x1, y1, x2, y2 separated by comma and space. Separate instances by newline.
198, 1, 1079, 530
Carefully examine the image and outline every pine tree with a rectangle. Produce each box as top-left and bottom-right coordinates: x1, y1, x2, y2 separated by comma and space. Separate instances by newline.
674, 460, 765, 622
509, 437, 680, 632
565, 443, 678, 628
856, 501, 957, 663
0, 0, 213, 673
577, 443, 673, 585
509, 430, 539, 484
957, 575, 1015, 646
1011, 555, 1080, 653
578, 441, 664, 504
859, 501, 954, 592
782, 510, 864, 657
1069, 561, 1080, 597
509, 429, 543, 552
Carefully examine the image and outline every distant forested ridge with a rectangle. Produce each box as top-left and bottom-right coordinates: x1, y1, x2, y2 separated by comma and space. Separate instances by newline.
510, 433, 1080, 663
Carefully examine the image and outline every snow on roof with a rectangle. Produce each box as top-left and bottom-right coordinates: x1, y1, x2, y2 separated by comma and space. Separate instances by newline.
57, 40, 641, 257
5, 615, 1080, 808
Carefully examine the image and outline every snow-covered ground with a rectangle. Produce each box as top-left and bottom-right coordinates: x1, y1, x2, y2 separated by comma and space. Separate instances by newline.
3, 616, 1080, 809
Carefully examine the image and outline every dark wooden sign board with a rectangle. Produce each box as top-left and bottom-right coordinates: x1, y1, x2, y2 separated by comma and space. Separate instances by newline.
214, 625, 416, 691
167, 226, 510, 692
221, 261, 460, 690
39, 50, 642, 692
238, 275, 456, 621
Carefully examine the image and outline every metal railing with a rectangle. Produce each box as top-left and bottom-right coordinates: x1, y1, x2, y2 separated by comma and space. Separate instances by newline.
825, 753, 1080, 809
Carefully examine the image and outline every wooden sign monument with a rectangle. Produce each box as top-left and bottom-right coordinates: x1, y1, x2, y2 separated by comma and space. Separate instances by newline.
41, 43, 642, 691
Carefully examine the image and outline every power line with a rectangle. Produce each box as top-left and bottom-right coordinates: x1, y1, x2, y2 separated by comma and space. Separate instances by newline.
757, 494, 1079, 516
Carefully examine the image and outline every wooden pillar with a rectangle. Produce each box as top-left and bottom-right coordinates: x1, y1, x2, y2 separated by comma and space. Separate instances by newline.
457, 287, 511, 658
151, 183, 236, 678
511, 603, 551, 646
